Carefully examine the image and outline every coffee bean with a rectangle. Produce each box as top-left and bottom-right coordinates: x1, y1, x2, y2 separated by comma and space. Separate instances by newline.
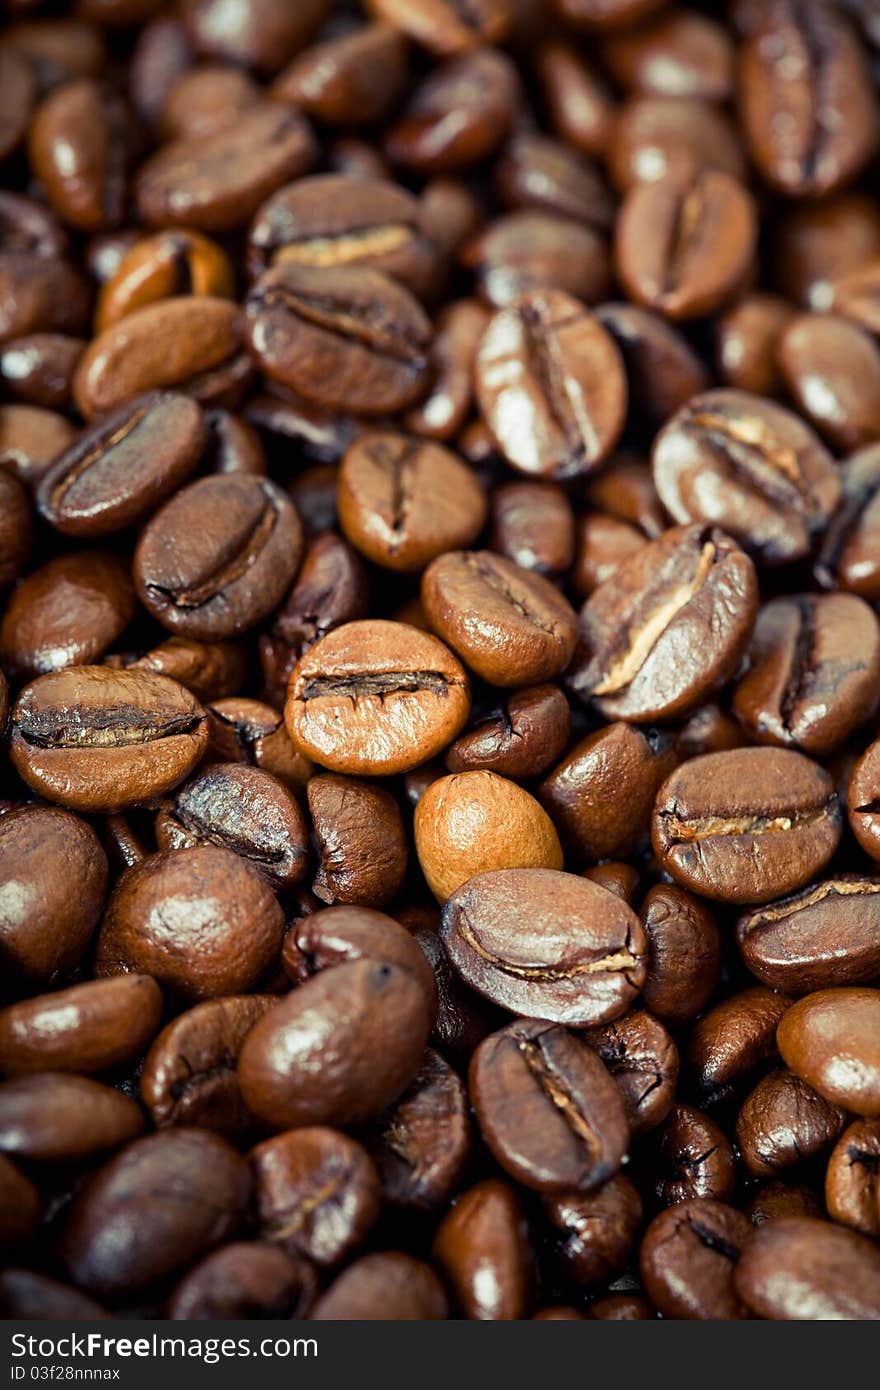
736, 1069, 846, 1178
0, 1072, 144, 1162
0, 403, 75, 487
687, 987, 791, 1094
654, 1103, 736, 1205
10, 666, 208, 813
602, 8, 733, 100
596, 300, 710, 424
206, 696, 313, 791
470, 1019, 629, 1192
543, 1175, 642, 1287
639, 884, 722, 1026
735, 1217, 880, 1320
311, 1251, 449, 1321
0, 1154, 41, 1246
652, 748, 842, 905
777, 988, 880, 1117
0, 468, 31, 586
640, 1199, 750, 1320
413, 926, 500, 1065
588, 1294, 654, 1320
584, 1009, 678, 1136
737, 878, 880, 993
366, 1049, 470, 1211
406, 298, 488, 441
583, 862, 640, 903
0, 552, 135, 682
273, 23, 409, 126
442, 868, 647, 1027
28, 79, 131, 231
495, 133, 614, 231
554, 0, 666, 32
475, 289, 626, 479
0, 333, 84, 410
158, 66, 263, 141
490, 482, 575, 581
608, 95, 746, 192
745, 1181, 823, 1228
285, 619, 470, 776
307, 773, 408, 908
0, 1270, 109, 1321
777, 313, 880, 452
251, 1126, 380, 1267
386, 48, 518, 175
825, 1119, 880, 1237
717, 294, 793, 397
816, 445, 880, 600
445, 684, 571, 781
202, 409, 266, 477
535, 40, 614, 159
432, 1179, 530, 1320
112, 636, 246, 704
463, 212, 612, 309
166, 1242, 317, 1320
0, 975, 162, 1077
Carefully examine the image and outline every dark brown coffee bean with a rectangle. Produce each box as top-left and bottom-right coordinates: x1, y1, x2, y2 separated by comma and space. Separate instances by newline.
0, 403, 75, 487
157, 65, 263, 142
495, 134, 614, 231
774, 192, 880, 310
307, 773, 407, 908
463, 211, 612, 309
0, 1154, 41, 1247
285, 619, 470, 776
366, 1049, 470, 1211
74, 297, 249, 419
10, 666, 209, 813
739, 1, 879, 197
735, 1217, 880, 1320
0, 47, 35, 162
745, 1181, 823, 1228
251, 1126, 380, 1267
569, 524, 757, 724
442, 868, 647, 1027
239, 958, 431, 1130
737, 878, 880, 994
736, 1068, 846, 1178
717, 294, 793, 397
848, 736, 880, 861
475, 289, 625, 480
547, 1176, 643, 1293
825, 1119, 880, 1237
639, 883, 722, 1026
141, 995, 279, 1135
777, 988, 880, 1117
0, 1270, 109, 1321
777, 313, 880, 452
0, 468, 32, 586
166, 1242, 316, 1320
553, 0, 665, 31
28, 79, 131, 231
539, 723, 677, 861
652, 748, 842, 905
432, 1179, 530, 1320
445, 684, 570, 780
386, 48, 518, 175
96, 231, 233, 333
0, 804, 107, 986
490, 482, 574, 581
0, 333, 84, 409
202, 409, 265, 477
688, 987, 791, 1094
640, 1199, 750, 1320
181, 0, 329, 73
273, 23, 409, 126
584, 1009, 678, 1136
588, 1293, 655, 1320
652, 389, 841, 566
281, 905, 436, 1014
58, 1128, 250, 1297
583, 862, 640, 904
828, 256, 880, 336
0, 552, 135, 681
596, 301, 710, 425
206, 696, 313, 792
654, 1103, 736, 1206
367, 0, 512, 54
405, 298, 487, 441
608, 95, 746, 192
413, 926, 499, 1065
0, 1072, 144, 1161
338, 430, 486, 572
733, 594, 880, 756
0, 975, 161, 1076
311, 1251, 448, 1321
112, 636, 246, 704
470, 1019, 629, 1193
816, 445, 880, 600
535, 40, 614, 160
573, 514, 647, 598
156, 763, 308, 893
134, 475, 302, 640
0, 21, 107, 92
602, 8, 733, 100
678, 702, 747, 760
96, 846, 285, 1000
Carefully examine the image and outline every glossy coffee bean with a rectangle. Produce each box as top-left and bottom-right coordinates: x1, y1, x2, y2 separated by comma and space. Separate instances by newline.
543, 1174, 642, 1287
470, 1019, 629, 1193
0, 1154, 40, 1247
157, 65, 264, 143
687, 987, 791, 1095
307, 773, 407, 908
736, 1069, 846, 1178
445, 685, 570, 781
281, 905, 435, 1013
432, 1180, 530, 1321
311, 1251, 448, 1321
717, 294, 793, 397
745, 1181, 823, 1229
0, 975, 161, 1076
584, 1009, 678, 1136
10, 666, 208, 813
141, 995, 279, 1135
777, 988, 880, 1117
825, 1119, 880, 1237
285, 620, 470, 776
654, 1103, 735, 1206
386, 48, 518, 176
166, 1242, 316, 1320
112, 636, 246, 704
405, 299, 488, 441
0, 403, 75, 488
366, 1049, 470, 1211
774, 193, 880, 311
639, 884, 722, 1026
777, 313, 880, 452
0, 1072, 144, 1162
535, 41, 614, 159
640, 1199, 750, 1320
596, 301, 709, 425
206, 697, 312, 791
652, 748, 842, 905
735, 1217, 880, 1321
495, 133, 613, 231
96, 232, 233, 333
0, 333, 84, 409
273, 23, 409, 126
602, 9, 733, 100
737, 879, 880, 994
847, 737, 880, 860
0, 551, 134, 683
490, 482, 574, 581
816, 445, 880, 600
0, 469, 31, 586
28, 80, 131, 232
442, 868, 647, 1027
96, 846, 285, 1000
463, 212, 611, 310
251, 1127, 380, 1267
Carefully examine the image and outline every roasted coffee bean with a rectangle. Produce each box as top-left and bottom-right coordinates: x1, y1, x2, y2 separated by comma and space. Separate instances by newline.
0, 975, 162, 1077
432, 1180, 530, 1321
0, 1270, 109, 1321
777, 988, 880, 1117
95, 232, 233, 334
28, 80, 131, 231
0, 403, 75, 487
135, 475, 302, 640
0, 257, 89, 347
774, 192, 880, 310
596, 301, 709, 425
0, 1154, 41, 1247
0, 552, 135, 682
736, 1069, 846, 1178
141, 995, 279, 1135
463, 212, 612, 309
574, 513, 647, 598
58, 1128, 250, 1298
553, 0, 666, 32
338, 431, 487, 572
416, 773, 562, 903
777, 313, 880, 452
155, 63, 263, 142
652, 748, 842, 905
202, 409, 265, 477
569, 524, 758, 724
273, 22, 409, 125
445, 685, 570, 780
654, 1103, 736, 1206
688, 987, 791, 1094
0, 333, 84, 409
422, 551, 579, 687
166, 1242, 317, 1320
543, 1175, 642, 1287
10, 666, 208, 813
602, 9, 733, 100
442, 868, 646, 1027
733, 594, 880, 756
239, 959, 431, 1130
112, 636, 246, 704
735, 1217, 880, 1320
281, 905, 436, 1014
652, 389, 841, 566
311, 1251, 448, 1321
825, 1119, 880, 1237
816, 445, 880, 600
539, 723, 677, 861
367, 0, 511, 55
490, 482, 575, 580
474, 289, 626, 480
413, 927, 499, 1065
588, 1294, 654, 1320
156, 763, 308, 893
366, 1049, 470, 1211
386, 48, 518, 175
285, 619, 470, 777
584, 1010, 678, 1136
0, 469, 31, 586
640, 1199, 750, 1320
96, 846, 285, 1000
717, 294, 793, 397
737, 879, 880, 993
245, 264, 432, 416
0, 805, 107, 986
639, 884, 722, 1026
470, 1019, 629, 1193
848, 736, 880, 860
181, 0, 330, 73
251, 1127, 380, 1267
608, 95, 746, 193
0, 1072, 144, 1162
583, 862, 640, 904
745, 1181, 823, 1228
495, 134, 614, 231
535, 41, 614, 159
406, 299, 488, 441
307, 774, 408, 908
677, 702, 746, 760
206, 697, 312, 791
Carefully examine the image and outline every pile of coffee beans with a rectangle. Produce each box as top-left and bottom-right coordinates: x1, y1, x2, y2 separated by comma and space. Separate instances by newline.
2, 0, 880, 1323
